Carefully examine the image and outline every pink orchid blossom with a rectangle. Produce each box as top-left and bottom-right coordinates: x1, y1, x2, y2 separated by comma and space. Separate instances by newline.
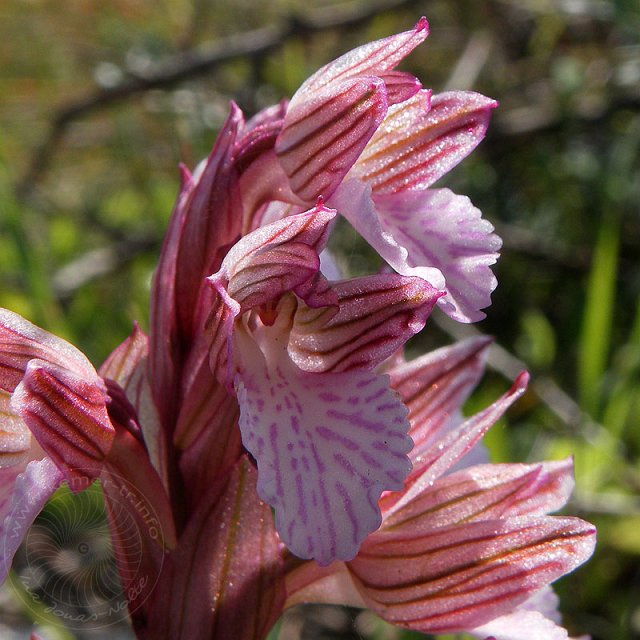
0, 17, 595, 640
275, 19, 501, 322
284, 339, 595, 637
0, 308, 112, 582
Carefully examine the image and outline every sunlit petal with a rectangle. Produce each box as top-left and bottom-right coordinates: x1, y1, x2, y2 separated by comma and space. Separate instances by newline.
289, 274, 441, 373
234, 320, 412, 565
350, 516, 596, 633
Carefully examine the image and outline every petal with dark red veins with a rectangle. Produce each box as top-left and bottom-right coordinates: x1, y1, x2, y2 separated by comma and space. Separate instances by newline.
292, 18, 428, 100
383, 372, 529, 515
0, 308, 96, 392
388, 336, 492, 462
12, 360, 113, 483
349, 516, 596, 633
276, 77, 388, 202
354, 90, 497, 193
289, 274, 441, 373
382, 460, 576, 533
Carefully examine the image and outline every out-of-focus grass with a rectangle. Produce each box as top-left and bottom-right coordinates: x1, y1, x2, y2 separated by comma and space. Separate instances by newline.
1, 1, 639, 638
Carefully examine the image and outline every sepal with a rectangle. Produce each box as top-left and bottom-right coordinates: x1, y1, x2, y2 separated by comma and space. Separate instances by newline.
388, 336, 492, 463
276, 77, 388, 202
384, 372, 529, 515
12, 360, 114, 485
354, 90, 497, 193
349, 515, 596, 633
291, 18, 428, 100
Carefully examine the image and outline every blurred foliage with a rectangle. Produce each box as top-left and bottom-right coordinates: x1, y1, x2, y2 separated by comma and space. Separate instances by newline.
1, 0, 640, 638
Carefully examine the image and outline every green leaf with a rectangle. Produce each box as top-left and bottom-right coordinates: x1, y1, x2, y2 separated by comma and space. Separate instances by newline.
578, 211, 619, 417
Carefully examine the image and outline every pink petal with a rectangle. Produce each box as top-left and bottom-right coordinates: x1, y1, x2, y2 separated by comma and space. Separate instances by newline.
330, 178, 446, 290
373, 188, 501, 322
470, 587, 573, 640
384, 372, 529, 515
292, 18, 428, 100
349, 516, 596, 633
207, 203, 338, 381
388, 336, 492, 463
99, 322, 148, 387
0, 457, 63, 582
276, 77, 388, 202
379, 70, 423, 105
382, 461, 575, 533
498, 458, 576, 517
146, 457, 285, 640
355, 90, 497, 193
234, 321, 412, 565
214, 202, 337, 301
0, 308, 96, 392
12, 360, 114, 483
289, 274, 441, 373
226, 242, 321, 313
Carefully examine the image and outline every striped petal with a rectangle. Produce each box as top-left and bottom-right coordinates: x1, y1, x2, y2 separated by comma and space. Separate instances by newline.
212, 202, 337, 310
276, 77, 388, 202
206, 203, 338, 381
0, 308, 96, 393
388, 336, 492, 464
288, 274, 441, 373
349, 515, 596, 633
383, 372, 529, 515
292, 18, 428, 100
382, 460, 576, 533
354, 90, 497, 194
234, 317, 412, 565
11, 359, 114, 483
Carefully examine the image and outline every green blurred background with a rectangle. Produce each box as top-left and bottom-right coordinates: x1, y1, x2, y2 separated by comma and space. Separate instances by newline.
1, 0, 639, 638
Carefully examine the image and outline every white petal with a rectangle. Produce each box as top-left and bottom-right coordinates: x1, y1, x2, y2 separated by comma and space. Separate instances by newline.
234, 320, 412, 565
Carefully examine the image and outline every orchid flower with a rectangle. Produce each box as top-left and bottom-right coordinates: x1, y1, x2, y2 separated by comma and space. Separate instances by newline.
274, 19, 501, 322
0, 17, 596, 640
284, 339, 595, 638
0, 309, 112, 581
